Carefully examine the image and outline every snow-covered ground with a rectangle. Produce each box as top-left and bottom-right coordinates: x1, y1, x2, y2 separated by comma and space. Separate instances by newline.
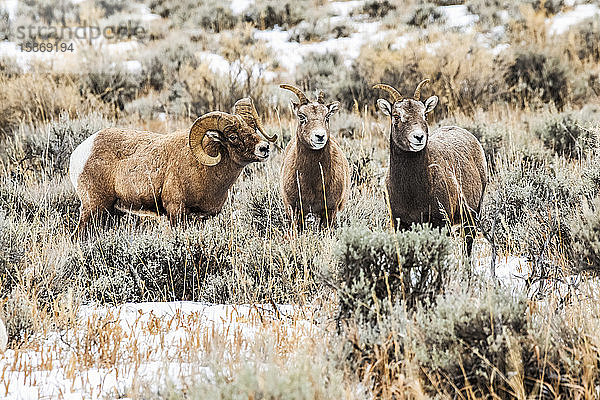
0, 302, 317, 399
549, 4, 600, 35
440, 4, 479, 30
1, 252, 587, 399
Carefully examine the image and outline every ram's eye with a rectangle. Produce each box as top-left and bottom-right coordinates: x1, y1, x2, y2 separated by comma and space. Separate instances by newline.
229, 134, 239, 142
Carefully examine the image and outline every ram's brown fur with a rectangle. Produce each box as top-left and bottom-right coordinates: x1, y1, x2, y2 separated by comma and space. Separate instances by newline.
70, 99, 274, 232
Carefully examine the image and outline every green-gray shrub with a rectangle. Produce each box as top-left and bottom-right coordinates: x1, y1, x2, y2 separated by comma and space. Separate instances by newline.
334, 224, 453, 325
4, 113, 109, 177
570, 199, 600, 272
244, 183, 288, 236
296, 52, 348, 97
140, 38, 197, 91
359, 0, 396, 18
242, 0, 306, 30
2, 288, 35, 345
481, 156, 581, 257
533, 111, 596, 159
0, 213, 25, 298
80, 64, 142, 110
64, 222, 323, 305
573, 17, 600, 62
147, 0, 238, 31
411, 288, 528, 397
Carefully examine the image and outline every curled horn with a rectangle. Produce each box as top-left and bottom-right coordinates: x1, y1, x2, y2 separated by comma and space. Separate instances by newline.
233, 98, 277, 142
372, 83, 403, 103
317, 91, 325, 104
413, 79, 430, 100
189, 112, 238, 166
280, 84, 309, 105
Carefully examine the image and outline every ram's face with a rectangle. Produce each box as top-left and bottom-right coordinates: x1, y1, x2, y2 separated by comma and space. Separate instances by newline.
293, 102, 340, 150
377, 96, 438, 152
222, 124, 271, 165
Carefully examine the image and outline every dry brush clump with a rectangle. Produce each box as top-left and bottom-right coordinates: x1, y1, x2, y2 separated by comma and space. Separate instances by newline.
0, 74, 106, 137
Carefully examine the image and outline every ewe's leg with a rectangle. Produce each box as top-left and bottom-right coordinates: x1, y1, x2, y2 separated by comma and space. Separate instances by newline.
320, 209, 337, 229
464, 222, 477, 258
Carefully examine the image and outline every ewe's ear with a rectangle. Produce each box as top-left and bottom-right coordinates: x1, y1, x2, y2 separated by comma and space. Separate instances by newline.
291, 100, 300, 115
205, 130, 223, 142
424, 96, 438, 114
377, 99, 391, 116
327, 101, 340, 115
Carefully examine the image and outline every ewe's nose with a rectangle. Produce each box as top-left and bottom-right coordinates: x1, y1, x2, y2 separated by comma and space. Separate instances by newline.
413, 134, 424, 143
315, 133, 325, 142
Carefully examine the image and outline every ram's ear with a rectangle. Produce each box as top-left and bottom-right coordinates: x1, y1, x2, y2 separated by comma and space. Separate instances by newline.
424, 95, 438, 114
327, 101, 340, 115
205, 130, 223, 142
377, 99, 392, 116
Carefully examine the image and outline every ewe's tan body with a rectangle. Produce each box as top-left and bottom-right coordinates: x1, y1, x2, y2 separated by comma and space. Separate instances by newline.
281, 135, 350, 223
279, 85, 350, 227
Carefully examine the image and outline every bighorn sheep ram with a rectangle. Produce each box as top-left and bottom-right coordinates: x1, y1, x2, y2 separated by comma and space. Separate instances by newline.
69, 98, 276, 232
279, 85, 350, 228
374, 79, 487, 255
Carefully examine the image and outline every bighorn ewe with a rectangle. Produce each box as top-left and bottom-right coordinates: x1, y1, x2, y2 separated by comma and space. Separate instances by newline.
69, 98, 276, 231
374, 80, 487, 255
279, 84, 350, 228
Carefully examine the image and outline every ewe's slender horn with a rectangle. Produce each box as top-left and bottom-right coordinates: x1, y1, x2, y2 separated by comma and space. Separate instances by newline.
372, 84, 403, 102
317, 91, 325, 104
413, 79, 430, 100
233, 97, 277, 142
189, 112, 238, 166
280, 84, 309, 105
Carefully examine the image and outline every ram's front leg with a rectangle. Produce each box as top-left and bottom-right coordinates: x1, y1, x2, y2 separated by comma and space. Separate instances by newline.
162, 181, 187, 226
164, 201, 186, 226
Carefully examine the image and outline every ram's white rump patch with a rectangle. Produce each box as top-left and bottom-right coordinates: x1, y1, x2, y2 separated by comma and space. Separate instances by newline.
69, 132, 98, 192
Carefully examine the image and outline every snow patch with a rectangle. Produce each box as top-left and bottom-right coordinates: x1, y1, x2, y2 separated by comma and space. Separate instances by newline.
0, 302, 313, 399
329, 0, 365, 17
549, 4, 600, 35
255, 22, 391, 73
198, 51, 231, 75
1, 0, 18, 20
231, 0, 255, 15
440, 4, 479, 30
122, 60, 142, 74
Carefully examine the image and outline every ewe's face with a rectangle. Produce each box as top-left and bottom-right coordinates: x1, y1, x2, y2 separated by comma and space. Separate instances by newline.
294, 102, 340, 150
218, 124, 271, 165
377, 96, 438, 152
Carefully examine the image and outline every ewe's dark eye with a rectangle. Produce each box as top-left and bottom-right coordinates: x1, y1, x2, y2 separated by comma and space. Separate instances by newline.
298, 114, 307, 124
